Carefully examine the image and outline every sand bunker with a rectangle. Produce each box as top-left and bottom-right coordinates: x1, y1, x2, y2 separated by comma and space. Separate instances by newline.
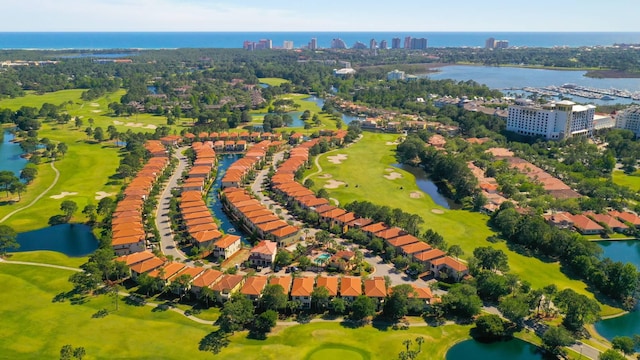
327, 154, 348, 164
409, 191, 423, 199
90, 103, 100, 107
384, 172, 402, 180
91, 110, 101, 113
431, 209, 445, 214
50, 192, 78, 199
113, 120, 156, 129
95, 191, 114, 200
318, 174, 333, 179
385, 141, 400, 146
324, 180, 346, 189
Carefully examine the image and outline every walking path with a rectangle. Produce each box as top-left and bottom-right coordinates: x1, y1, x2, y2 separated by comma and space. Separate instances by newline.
155, 147, 189, 262
0, 160, 60, 223
302, 148, 340, 184
0, 258, 81, 272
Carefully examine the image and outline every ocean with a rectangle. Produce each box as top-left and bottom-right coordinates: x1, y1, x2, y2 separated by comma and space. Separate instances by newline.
0, 32, 639, 50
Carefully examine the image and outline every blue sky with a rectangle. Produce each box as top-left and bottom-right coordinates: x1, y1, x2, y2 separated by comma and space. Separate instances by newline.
3, 0, 640, 32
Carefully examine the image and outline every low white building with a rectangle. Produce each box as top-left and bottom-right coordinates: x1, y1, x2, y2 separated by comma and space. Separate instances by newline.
387, 69, 405, 81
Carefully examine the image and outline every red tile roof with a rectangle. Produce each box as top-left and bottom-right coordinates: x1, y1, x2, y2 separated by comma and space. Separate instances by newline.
315, 276, 339, 296
192, 269, 223, 288
241, 276, 269, 296
291, 277, 315, 297
364, 277, 387, 298
339, 277, 362, 297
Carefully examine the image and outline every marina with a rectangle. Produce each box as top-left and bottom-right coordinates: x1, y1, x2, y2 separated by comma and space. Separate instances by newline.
515, 84, 640, 101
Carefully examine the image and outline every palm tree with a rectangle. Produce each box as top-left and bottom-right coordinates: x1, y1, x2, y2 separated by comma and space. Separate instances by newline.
199, 286, 216, 308
402, 339, 412, 352
415, 337, 424, 353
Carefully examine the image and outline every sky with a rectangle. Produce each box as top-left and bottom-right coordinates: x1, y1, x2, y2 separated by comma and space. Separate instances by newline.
3, 0, 640, 32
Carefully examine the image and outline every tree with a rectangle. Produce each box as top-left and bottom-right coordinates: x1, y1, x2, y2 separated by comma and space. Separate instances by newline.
0, 224, 19, 255
498, 294, 531, 326
311, 286, 331, 312
218, 294, 255, 333
252, 310, 278, 338
199, 330, 230, 355
351, 295, 376, 321
68, 271, 101, 294
169, 274, 192, 301
20, 165, 38, 183
331, 297, 347, 314
97, 197, 115, 216
82, 204, 98, 223
0, 170, 20, 196
73, 347, 86, 360
554, 288, 600, 331
475, 271, 511, 302
60, 344, 74, 360
10, 181, 26, 201
474, 314, 506, 340
611, 336, 635, 355
541, 326, 574, 357
57, 142, 68, 158
447, 244, 464, 259
441, 284, 482, 319
274, 251, 293, 267
383, 284, 415, 321
473, 246, 509, 272
60, 200, 78, 222
260, 284, 288, 311
75, 117, 83, 128
93, 127, 104, 142
297, 255, 312, 270
198, 286, 216, 308
599, 349, 627, 360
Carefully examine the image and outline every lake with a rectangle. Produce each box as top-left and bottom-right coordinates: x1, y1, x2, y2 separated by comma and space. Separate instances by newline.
595, 240, 640, 340
205, 153, 249, 245
0, 130, 27, 177
392, 163, 454, 209
428, 65, 640, 105
12, 224, 99, 257
446, 339, 542, 360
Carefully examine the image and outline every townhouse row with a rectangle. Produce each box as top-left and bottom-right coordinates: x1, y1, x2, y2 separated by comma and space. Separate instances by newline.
184, 131, 285, 144
112, 140, 169, 256
220, 140, 279, 188
544, 210, 640, 235
117, 251, 434, 309
269, 139, 469, 281
178, 142, 242, 260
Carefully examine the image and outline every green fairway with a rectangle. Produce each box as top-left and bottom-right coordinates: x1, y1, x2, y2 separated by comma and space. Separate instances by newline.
249, 93, 339, 132
223, 321, 471, 360
0, 263, 212, 360
1, 261, 472, 359
306, 132, 620, 316
258, 77, 290, 86
7, 251, 87, 268
0, 89, 183, 232
612, 170, 640, 191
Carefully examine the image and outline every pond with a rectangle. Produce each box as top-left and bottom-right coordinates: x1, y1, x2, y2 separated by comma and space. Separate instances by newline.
392, 163, 455, 210
446, 339, 542, 360
205, 153, 249, 245
594, 240, 640, 340
252, 112, 306, 128
11, 224, 99, 257
0, 130, 28, 177
302, 96, 364, 125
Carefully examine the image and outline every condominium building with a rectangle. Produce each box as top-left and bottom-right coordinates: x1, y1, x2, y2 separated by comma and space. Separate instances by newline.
283, 40, 294, 50
391, 37, 401, 49
331, 38, 347, 49
379, 39, 388, 50
615, 106, 640, 137
404, 36, 412, 49
387, 69, 406, 81
485, 37, 509, 49
309, 38, 318, 50
369, 38, 377, 49
506, 99, 596, 140
410, 38, 428, 50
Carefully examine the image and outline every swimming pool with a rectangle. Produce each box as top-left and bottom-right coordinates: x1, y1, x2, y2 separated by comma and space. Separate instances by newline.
313, 253, 331, 265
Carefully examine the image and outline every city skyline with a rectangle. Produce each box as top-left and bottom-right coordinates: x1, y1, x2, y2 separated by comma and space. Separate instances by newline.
2, 0, 640, 32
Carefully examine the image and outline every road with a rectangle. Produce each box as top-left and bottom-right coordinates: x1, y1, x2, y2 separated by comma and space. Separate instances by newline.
155, 146, 189, 262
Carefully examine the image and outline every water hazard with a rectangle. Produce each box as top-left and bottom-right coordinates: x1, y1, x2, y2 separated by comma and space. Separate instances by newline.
392, 163, 454, 209
0, 130, 28, 177
12, 224, 99, 257
446, 339, 542, 360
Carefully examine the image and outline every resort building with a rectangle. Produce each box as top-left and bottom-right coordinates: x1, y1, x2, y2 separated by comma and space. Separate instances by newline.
291, 277, 315, 309
506, 99, 596, 140
615, 106, 640, 137
249, 240, 278, 268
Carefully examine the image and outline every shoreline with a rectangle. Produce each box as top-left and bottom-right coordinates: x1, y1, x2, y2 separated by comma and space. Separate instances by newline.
434, 62, 640, 79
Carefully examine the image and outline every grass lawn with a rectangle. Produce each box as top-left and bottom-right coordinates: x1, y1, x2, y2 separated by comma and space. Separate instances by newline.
6, 250, 87, 268
0, 89, 184, 232
305, 132, 621, 316
222, 321, 472, 360
258, 77, 290, 86
612, 170, 640, 191
0, 263, 212, 359
1, 262, 473, 359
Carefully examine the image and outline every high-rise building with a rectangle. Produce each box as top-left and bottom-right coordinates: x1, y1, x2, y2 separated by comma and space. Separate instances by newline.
410, 38, 428, 50
615, 106, 640, 137
370, 38, 377, 49
495, 40, 509, 49
485, 37, 496, 49
379, 39, 388, 50
353, 41, 367, 50
404, 36, 412, 49
506, 99, 596, 140
391, 37, 401, 49
243, 40, 254, 50
331, 38, 347, 49
283, 40, 294, 50
309, 38, 318, 50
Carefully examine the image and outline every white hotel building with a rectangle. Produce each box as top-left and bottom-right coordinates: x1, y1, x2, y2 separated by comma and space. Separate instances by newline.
615, 106, 640, 137
506, 99, 596, 140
